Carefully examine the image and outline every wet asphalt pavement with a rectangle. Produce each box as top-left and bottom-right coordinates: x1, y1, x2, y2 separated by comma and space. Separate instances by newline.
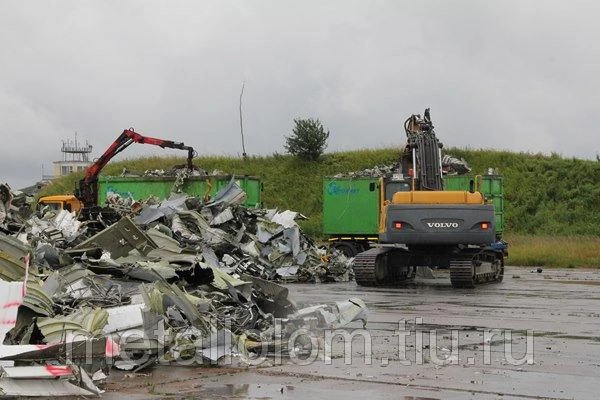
104, 266, 600, 400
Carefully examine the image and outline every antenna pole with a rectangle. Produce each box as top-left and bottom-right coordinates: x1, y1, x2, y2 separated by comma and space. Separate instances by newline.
239, 82, 247, 159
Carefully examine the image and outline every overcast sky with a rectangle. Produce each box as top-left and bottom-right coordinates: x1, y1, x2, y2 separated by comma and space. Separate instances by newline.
1, 1, 599, 188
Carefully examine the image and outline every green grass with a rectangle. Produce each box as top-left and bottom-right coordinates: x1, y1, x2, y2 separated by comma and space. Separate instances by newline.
504, 233, 600, 268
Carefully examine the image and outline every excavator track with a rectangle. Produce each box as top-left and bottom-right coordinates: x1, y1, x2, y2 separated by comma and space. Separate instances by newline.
354, 248, 388, 287
354, 247, 415, 287
450, 250, 504, 288
449, 259, 475, 288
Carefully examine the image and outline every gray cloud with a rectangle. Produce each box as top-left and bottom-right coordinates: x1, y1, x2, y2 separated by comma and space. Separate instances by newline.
1, 0, 598, 188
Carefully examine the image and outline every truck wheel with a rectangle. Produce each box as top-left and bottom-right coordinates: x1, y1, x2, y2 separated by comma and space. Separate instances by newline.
332, 242, 359, 257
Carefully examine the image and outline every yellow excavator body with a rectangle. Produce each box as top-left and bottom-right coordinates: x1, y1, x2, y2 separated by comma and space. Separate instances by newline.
391, 190, 484, 205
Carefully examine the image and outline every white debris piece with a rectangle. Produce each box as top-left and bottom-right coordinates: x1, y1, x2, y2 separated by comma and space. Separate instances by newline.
103, 303, 145, 334
0, 366, 102, 397
210, 207, 234, 226
270, 210, 299, 228
0, 278, 24, 343
52, 210, 82, 241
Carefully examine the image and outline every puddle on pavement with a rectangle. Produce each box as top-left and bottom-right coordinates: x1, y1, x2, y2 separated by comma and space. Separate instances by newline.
197, 383, 295, 399
555, 280, 600, 286
402, 397, 440, 400
195, 384, 439, 400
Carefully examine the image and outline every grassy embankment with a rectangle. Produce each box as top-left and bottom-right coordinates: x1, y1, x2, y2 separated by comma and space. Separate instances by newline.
39, 148, 600, 268
504, 234, 600, 268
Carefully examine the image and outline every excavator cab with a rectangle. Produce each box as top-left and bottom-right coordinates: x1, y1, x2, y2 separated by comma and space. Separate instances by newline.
383, 179, 410, 201
37, 195, 83, 214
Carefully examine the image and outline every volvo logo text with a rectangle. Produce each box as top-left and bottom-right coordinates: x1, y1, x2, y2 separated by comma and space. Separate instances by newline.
427, 222, 459, 228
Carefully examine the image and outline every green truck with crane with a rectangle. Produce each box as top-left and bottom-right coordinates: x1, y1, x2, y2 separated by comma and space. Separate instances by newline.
38, 129, 261, 214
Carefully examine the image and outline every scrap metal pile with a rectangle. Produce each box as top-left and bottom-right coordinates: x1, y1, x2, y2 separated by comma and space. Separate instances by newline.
108, 179, 352, 283
332, 154, 471, 178
0, 182, 34, 228
0, 180, 362, 396
332, 163, 402, 178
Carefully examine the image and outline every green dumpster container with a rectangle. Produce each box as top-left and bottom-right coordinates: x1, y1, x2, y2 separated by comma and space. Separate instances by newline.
98, 175, 262, 207
323, 178, 381, 236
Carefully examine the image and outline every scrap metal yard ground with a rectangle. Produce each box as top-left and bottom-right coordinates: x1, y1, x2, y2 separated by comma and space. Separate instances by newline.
104, 266, 600, 400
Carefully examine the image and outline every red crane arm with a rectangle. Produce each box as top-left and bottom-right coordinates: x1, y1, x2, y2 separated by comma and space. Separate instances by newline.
76, 129, 195, 208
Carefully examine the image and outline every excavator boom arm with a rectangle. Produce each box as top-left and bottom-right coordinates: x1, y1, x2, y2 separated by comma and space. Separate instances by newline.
401, 109, 444, 191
